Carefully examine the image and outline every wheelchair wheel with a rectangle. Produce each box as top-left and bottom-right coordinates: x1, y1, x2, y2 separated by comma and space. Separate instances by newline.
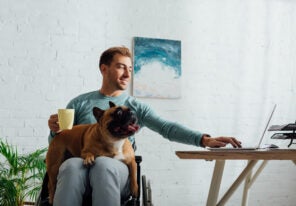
34, 192, 50, 206
142, 175, 152, 206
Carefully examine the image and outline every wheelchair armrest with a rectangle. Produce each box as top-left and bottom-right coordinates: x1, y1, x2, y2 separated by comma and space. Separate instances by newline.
135, 155, 142, 164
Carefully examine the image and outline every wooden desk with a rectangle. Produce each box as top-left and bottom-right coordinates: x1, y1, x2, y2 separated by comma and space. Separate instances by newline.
176, 149, 296, 206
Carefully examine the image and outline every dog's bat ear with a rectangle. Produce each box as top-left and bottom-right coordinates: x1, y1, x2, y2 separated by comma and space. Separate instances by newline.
109, 101, 116, 108
93, 107, 105, 122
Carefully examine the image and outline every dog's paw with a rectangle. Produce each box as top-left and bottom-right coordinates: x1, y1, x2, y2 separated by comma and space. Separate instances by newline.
83, 155, 95, 166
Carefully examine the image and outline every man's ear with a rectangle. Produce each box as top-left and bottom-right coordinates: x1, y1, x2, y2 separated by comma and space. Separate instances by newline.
100, 64, 108, 74
93, 107, 105, 122
109, 101, 116, 108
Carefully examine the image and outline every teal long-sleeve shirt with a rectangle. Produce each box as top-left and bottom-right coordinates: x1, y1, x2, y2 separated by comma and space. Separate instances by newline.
48, 91, 204, 147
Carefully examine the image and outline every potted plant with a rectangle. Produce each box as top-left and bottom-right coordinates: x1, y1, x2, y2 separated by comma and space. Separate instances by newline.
0, 139, 47, 206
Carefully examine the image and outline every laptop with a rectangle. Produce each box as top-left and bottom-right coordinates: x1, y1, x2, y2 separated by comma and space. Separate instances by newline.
208, 104, 277, 151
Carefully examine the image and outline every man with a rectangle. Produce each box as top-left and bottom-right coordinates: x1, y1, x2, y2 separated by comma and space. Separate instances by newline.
48, 46, 241, 206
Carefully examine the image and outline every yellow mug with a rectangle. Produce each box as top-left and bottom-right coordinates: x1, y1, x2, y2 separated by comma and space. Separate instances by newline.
58, 109, 75, 130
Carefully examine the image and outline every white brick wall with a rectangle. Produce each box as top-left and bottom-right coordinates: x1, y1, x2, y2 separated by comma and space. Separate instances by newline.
1, 0, 296, 205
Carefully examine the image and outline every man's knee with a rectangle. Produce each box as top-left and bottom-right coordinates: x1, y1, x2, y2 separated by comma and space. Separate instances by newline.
92, 157, 128, 173
89, 157, 128, 180
58, 158, 87, 179
89, 156, 130, 201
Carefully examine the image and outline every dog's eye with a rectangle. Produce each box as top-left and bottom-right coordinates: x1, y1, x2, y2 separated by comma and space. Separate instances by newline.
115, 108, 123, 118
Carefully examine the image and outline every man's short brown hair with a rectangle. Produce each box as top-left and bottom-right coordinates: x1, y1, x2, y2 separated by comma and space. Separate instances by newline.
99, 46, 132, 67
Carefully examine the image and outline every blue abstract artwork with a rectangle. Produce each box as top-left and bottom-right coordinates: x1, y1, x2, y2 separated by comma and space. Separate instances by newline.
133, 37, 181, 98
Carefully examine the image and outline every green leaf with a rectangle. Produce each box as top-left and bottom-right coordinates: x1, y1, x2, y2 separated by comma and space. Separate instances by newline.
0, 138, 47, 204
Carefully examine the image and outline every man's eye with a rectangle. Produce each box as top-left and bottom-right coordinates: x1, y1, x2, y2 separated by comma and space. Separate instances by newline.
116, 64, 132, 72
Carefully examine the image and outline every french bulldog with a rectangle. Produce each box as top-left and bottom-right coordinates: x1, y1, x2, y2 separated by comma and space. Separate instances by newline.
46, 101, 139, 204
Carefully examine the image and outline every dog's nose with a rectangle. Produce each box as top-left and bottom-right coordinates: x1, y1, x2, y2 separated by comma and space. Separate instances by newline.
127, 109, 134, 115
128, 109, 137, 117
129, 110, 137, 122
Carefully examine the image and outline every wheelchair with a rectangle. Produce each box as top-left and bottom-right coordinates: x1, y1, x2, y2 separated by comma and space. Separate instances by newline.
35, 156, 153, 206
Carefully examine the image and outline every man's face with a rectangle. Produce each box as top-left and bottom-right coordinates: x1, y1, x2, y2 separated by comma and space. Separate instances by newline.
104, 54, 133, 91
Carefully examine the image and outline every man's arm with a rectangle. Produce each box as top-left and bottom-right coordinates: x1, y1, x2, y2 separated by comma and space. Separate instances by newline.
131, 99, 241, 148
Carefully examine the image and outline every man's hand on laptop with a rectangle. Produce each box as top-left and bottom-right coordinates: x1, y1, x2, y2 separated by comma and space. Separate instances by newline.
201, 135, 242, 148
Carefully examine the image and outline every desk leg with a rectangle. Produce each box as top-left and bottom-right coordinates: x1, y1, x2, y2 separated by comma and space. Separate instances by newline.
217, 160, 258, 206
242, 160, 268, 206
206, 160, 225, 206
242, 161, 253, 206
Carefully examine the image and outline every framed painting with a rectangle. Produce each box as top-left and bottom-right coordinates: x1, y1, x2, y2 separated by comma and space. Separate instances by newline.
133, 37, 181, 98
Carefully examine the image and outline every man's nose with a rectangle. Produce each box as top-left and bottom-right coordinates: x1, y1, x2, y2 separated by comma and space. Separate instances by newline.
123, 68, 131, 77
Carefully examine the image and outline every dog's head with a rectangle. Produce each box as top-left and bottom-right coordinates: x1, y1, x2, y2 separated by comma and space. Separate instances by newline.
93, 101, 139, 139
